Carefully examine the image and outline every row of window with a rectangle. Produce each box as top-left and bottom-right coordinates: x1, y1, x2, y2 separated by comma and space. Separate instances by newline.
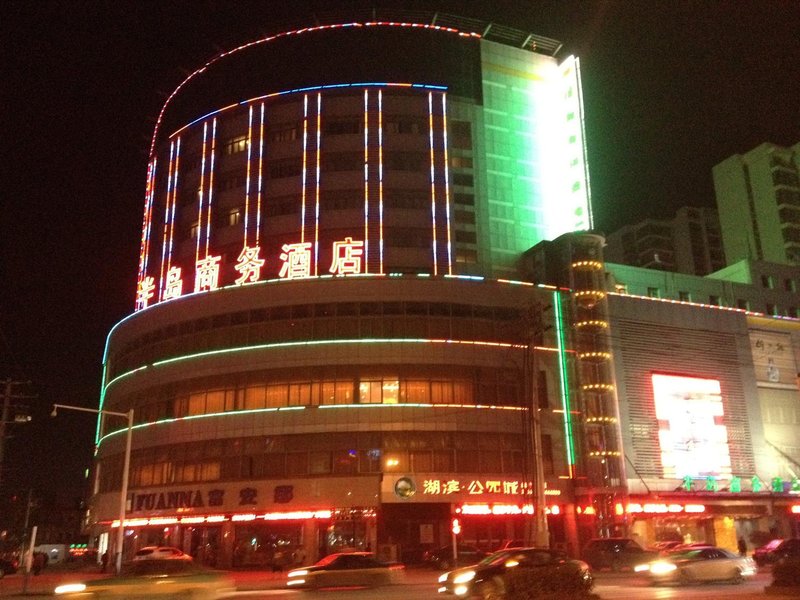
98, 430, 553, 491
622, 286, 800, 317
112, 301, 525, 370
129, 374, 529, 426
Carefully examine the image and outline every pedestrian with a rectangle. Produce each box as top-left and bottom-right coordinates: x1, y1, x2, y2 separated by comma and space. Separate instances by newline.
737, 537, 747, 557
101, 551, 109, 573
32, 552, 45, 576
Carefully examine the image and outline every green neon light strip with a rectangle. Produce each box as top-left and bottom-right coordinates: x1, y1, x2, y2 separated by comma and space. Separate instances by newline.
96, 403, 524, 448
553, 290, 576, 469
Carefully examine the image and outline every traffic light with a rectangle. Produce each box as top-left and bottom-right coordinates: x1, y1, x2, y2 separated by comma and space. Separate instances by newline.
451, 518, 461, 535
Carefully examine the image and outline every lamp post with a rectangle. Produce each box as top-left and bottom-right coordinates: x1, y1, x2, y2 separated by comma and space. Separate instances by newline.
51, 403, 133, 574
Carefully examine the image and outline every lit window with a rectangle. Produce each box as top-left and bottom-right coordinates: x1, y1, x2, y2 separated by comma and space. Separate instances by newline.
189, 222, 200, 239
615, 284, 628, 294
227, 209, 240, 226
224, 135, 247, 155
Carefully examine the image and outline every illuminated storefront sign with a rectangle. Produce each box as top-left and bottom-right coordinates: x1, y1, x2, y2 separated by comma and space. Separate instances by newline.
422, 478, 533, 496
458, 503, 561, 516
110, 510, 332, 528
652, 374, 732, 479
578, 503, 706, 516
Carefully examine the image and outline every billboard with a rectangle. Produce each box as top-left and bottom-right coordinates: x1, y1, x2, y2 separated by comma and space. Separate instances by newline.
652, 374, 732, 480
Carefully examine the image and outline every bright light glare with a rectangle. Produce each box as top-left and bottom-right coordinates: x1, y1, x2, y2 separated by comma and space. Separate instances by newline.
288, 569, 308, 578
650, 561, 678, 575
452, 570, 475, 584
454, 584, 469, 596
286, 578, 306, 586
55, 583, 87, 594
633, 563, 650, 572
438, 573, 448, 583
505, 559, 520, 568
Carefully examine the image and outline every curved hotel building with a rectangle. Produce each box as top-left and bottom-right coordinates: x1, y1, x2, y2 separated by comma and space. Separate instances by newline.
90, 11, 800, 567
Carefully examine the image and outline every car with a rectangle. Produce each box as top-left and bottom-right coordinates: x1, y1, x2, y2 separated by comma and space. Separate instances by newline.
423, 545, 488, 570
0, 556, 19, 577
581, 537, 659, 571
438, 547, 592, 598
54, 558, 235, 598
286, 552, 405, 589
753, 538, 800, 566
132, 545, 192, 561
635, 546, 756, 585
495, 539, 526, 551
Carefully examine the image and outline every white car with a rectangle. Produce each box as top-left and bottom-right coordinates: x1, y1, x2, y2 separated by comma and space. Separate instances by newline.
636, 546, 756, 585
132, 546, 192, 561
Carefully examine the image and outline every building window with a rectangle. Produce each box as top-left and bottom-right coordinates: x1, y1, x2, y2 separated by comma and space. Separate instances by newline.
647, 287, 660, 298
766, 303, 778, 316
450, 156, 473, 169
785, 279, 797, 292
189, 222, 200, 239
788, 306, 799, 318
450, 121, 472, 149
454, 193, 474, 206
737, 299, 750, 310
452, 173, 474, 187
708, 295, 720, 306
537, 371, 549, 409
614, 284, 628, 294
678, 291, 691, 302
223, 135, 247, 155
761, 274, 774, 289
227, 209, 240, 226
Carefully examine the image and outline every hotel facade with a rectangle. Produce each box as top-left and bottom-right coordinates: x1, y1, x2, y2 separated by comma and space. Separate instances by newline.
86, 12, 800, 567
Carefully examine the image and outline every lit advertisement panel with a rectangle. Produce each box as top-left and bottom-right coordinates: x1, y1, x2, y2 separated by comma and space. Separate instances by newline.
652, 374, 732, 480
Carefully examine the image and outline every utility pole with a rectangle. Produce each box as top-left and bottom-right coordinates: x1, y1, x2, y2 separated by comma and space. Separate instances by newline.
0, 378, 34, 486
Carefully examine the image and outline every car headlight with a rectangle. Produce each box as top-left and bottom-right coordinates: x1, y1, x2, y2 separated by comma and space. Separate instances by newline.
288, 569, 308, 578
438, 573, 449, 583
649, 561, 678, 575
452, 570, 475, 584
55, 583, 87, 594
633, 563, 650, 572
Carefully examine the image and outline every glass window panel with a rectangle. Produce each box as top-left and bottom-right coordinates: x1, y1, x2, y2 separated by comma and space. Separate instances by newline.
309, 451, 331, 474
480, 451, 502, 472
334, 380, 353, 404
289, 383, 311, 406
457, 451, 480, 472
359, 449, 381, 473
263, 454, 286, 477
453, 381, 472, 404
201, 461, 220, 481
320, 382, 336, 405
206, 390, 225, 413
286, 453, 308, 476
359, 381, 375, 404
433, 450, 453, 471
404, 380, 430, 403
332, 449, 359, 474
266, 384, 288, 407
244, 386, 266, 410
382, 379, 399, 404
411, 450, 432, 472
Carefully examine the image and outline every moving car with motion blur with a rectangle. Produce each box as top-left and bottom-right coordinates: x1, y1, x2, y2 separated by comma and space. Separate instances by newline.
54, 559, 235, 598
635, 546, 756, 585
438, 547, 592, 599
286, 552, 405, 589
581, 537, 658, 570
423, 545, 488, 570
132, 545, 192, 561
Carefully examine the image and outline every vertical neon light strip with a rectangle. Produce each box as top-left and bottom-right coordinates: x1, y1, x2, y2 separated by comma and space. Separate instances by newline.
196, 122, 208, 265
314, 92, 322, 275
137, 162, 153, 283
205, 119, 217, 257
256, 103, 265, 246
143, 159, 157, 274
167, 137, 181, 272
378, 89, 384, 274
574, 57, 593, 228
441, 93, 452, 275
428, 92, 438, 275
159, 141, 176, 300
301, 94, 308, 244
243, 106, 254, 247
553, 290, 576, 475
363, 90, 369, 272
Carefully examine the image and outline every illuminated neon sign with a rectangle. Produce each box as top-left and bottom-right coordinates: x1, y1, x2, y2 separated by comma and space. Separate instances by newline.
423, 479, 533, 496
652, 374, 732, 479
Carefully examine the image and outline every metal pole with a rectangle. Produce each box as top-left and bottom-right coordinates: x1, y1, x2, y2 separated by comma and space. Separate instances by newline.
115, 409, 133, 574
0, 380, 11, 485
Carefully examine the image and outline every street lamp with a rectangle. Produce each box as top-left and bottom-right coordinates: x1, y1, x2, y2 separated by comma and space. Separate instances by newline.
51, 403, 133, 574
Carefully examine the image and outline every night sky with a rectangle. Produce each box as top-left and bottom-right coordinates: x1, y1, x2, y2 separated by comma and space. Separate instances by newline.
2, 1, 799, 504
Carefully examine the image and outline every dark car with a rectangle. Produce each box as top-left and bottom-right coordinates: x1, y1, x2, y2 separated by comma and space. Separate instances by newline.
581, 537, 659, 571
753, 538, 800, 566
438, 547, 592, 599
423, 545, 488, 570
286, 552, 405, 589
0, 556, 19, 577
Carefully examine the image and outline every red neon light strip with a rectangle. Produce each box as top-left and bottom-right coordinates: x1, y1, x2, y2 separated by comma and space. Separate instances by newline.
205, 119, 217, 257
196, 122, 208, 265
441, 93, 453, 275
314, 92, 322, 275
167, 138, 181, 273
378, 90, 384, 274
363, 90, 369, 272
428, 92, 438, 275
256, 103, 265, 246
158, 142, 175, 300
137, 161, 155, 286
243, 105, 254, 247
144, 159, 157, 275
301, 95, 308, 243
